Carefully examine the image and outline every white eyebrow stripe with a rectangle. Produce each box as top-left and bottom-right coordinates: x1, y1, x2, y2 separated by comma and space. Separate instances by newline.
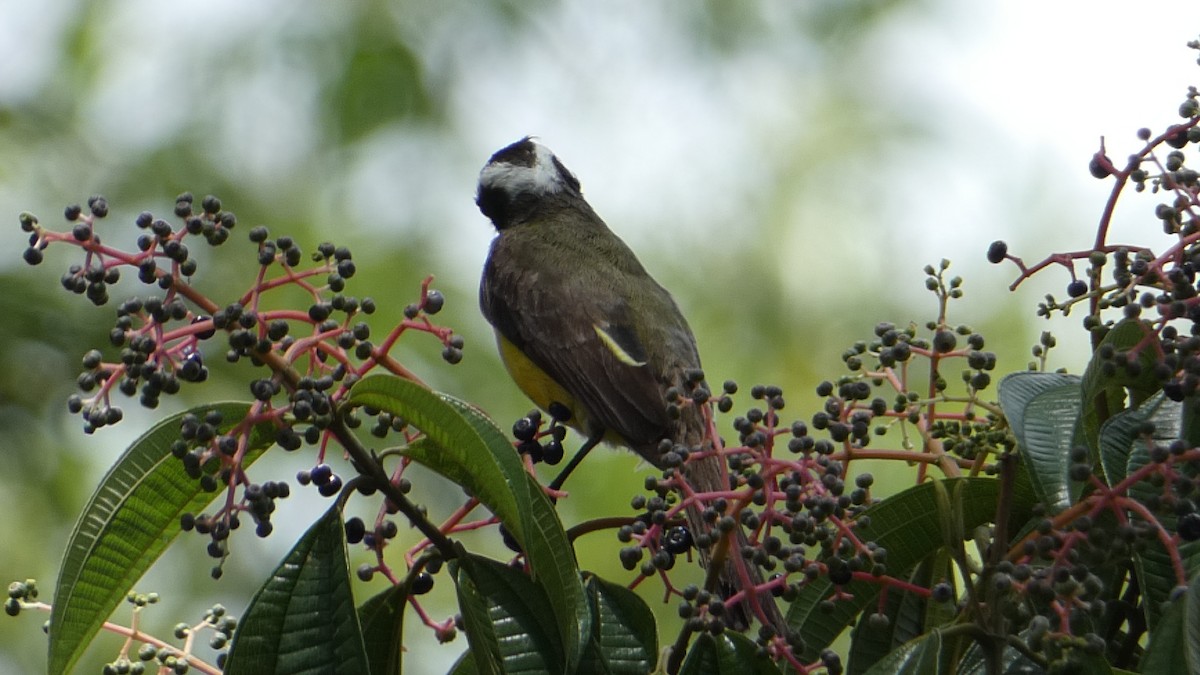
479, 141, 569, 195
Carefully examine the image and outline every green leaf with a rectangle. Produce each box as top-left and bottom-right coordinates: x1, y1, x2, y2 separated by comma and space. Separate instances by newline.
1099, 384, 1195, 482
1099, 392, 1180, 486
357, 583, 406, 675
1139, 575, 1193, 675
348, 377, 523, 537
963, 647, 1110, 675
347, 374, 590, 670
1132, 539, 1190, 634
49, 402, 273, 675
452, 552, 564, 674
1079, 318, 1161, 450
1098, 407, 1144, 487
579, 574, 658, 674
446, 648, 477, 672
847, 553, 951, 675
997, 371, 1081, 450
678, 632, 782, 675
224, 503, 367, 674
1059, 650, 1115, 675
787, 477, 1037, 662
1178, 393, 1200, 450
930, 478, 959, 549
453, 559, 502, 675
860, 628, 943, 675
955, 638, 1041, 674
1092, 390, 1200, 634
998, 372, 1097, 510
916, 551, 958, 632
1125, 412, 1200, 631
447, 649, 478, 675
454, 570, 658, 675
1022, 383, 1086, 510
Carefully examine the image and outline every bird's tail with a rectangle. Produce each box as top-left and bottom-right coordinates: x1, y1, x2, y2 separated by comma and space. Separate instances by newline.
674, 402, 786, 635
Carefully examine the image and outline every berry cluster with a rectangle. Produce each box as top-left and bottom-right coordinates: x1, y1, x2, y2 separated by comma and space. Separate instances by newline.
172, 409, 294, 574
623, 382, 881, 666
21, 194, 462, 438
7, 576, 239, 675
18, 194, 465, 613
5, 579, 37, 618
99, 599, 238, 675
605, 260, 1010, 669
510, 409, 567, 466
977, 77, 1200, 669
23, 195, 228, 430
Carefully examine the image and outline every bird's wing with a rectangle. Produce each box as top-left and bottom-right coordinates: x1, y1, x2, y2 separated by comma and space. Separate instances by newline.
481, 255, 670, 447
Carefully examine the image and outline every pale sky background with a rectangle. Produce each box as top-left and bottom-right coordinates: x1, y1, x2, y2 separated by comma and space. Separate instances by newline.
2, 1, 1200, 673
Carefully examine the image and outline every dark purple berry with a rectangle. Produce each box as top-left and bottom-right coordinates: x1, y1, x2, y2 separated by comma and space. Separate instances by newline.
1179, 512, 1200, 541
1089, 155, 1112, 179
986, 240, 1008, 264
542, 440, 564, 465
662, 527, 693, 554
424, 289, 444, 314
410, 572, 434, 595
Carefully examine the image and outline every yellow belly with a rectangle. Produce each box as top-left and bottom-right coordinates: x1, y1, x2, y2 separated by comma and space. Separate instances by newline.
496, 332, 588, 433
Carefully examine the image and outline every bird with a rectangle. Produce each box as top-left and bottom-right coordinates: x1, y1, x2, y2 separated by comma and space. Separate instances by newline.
476, 136, 783, 633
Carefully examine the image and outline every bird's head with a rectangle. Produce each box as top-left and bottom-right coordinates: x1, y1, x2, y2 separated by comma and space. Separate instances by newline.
476, 137, 583, 230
